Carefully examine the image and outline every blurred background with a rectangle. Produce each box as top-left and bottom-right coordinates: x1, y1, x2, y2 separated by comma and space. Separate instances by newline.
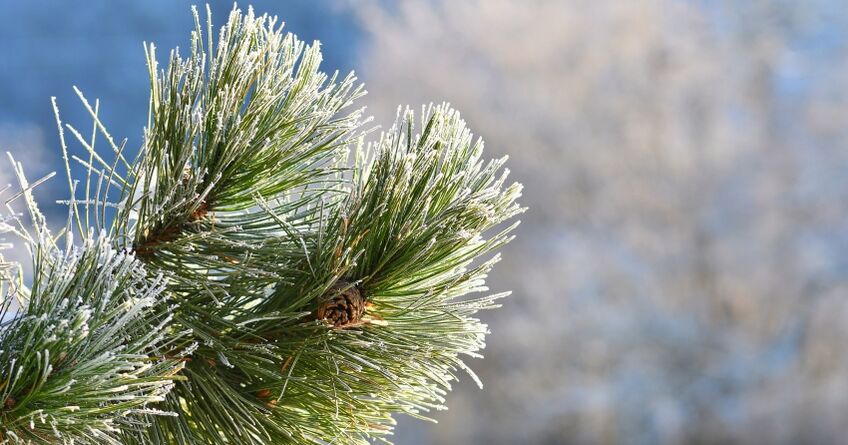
2, 1, 848, 443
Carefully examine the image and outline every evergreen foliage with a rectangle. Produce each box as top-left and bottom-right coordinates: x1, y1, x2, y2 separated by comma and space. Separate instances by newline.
0, 5, 522, 444
0, 236, 183, 444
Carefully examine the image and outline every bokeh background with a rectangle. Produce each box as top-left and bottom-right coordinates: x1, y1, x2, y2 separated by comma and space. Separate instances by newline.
3, 1, 848, 444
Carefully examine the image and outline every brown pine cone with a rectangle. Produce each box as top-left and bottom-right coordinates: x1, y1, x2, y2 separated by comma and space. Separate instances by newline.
315, 280, 366, 327
189, 200, 209, 221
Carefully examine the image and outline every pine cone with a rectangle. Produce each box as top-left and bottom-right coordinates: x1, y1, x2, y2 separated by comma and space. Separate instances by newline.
315, 280, 366, 327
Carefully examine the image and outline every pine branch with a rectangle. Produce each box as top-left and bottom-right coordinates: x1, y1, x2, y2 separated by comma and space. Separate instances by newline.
4, 4, 524, 444
225, 104, 524, 442
117, 5, 364, 262
0, 236, 184, 444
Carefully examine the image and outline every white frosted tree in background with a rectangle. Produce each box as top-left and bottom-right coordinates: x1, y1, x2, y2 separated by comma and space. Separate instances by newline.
357, 0, 848, 443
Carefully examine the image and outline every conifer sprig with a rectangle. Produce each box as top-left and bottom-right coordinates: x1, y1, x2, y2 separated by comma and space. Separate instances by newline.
1, 4, 523, 444
120, 5, 364, 259
0, 235, 183, 445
